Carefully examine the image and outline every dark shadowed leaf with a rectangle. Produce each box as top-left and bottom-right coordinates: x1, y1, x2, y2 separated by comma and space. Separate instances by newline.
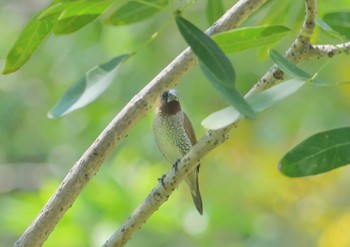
200, 62, 255, 120
48, 54, 129, 118
175, 15, 255, 119
323, 12, 350, 39
104, 0, 168, 25
175, 15, 235, 87
279, 127, 350, 177
206, 0, 224, 24
213, 26, 291, 54
202, 79, 305, 130
2, 13, 58, 74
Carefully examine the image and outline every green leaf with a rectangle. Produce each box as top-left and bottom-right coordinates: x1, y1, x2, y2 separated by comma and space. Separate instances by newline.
279, 127, 350, 177
48, 54, 129, 118
39, 1, 114, 20
323, 12, 350, 39
212, 26, 291, 54
39, 0, 114, 34
269, 49, 312, 80
175, 15, 255, 119
53, 15, 98, 34
316, 18, 345, 42
200, 62, 255, 120
206, 0, 224, 24
2, 13, 58, 74
175, 15, 235, 87
104, 0, 169, 26
202, 79, 305, 130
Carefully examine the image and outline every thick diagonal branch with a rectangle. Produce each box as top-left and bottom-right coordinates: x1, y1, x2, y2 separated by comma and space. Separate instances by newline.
14, 0, 268, 246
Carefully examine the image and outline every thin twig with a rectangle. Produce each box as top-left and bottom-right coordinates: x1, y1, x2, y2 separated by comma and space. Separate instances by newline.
13, 0, 268, 246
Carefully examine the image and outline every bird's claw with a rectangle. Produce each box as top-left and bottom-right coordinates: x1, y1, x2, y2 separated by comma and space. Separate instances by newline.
173, 159, 181, 172
158, 174, 166, 189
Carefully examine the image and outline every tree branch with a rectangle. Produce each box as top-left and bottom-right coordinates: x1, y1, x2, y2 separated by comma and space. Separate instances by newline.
13, 0, 268, 246
247, 0, 318, 95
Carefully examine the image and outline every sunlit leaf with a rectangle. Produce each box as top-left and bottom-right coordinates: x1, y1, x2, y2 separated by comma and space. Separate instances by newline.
175, 15, 255, 119
48, 54, 129, 118
269, 49, 311, 80
323, 12, 350, 39
2, 14, 58, 74
39, 1, 114, 20
202, 79, 305, 130
54, 15, 98, 34
279, 127, 350, 177
213, 26, 291, 54
206, 0, 224, 24
104, 0, 168, 25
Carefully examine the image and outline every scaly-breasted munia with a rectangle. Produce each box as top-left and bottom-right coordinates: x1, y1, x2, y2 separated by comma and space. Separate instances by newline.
153, 89, 203, 215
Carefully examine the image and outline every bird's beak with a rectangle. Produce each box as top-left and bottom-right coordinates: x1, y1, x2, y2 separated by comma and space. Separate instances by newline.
167, 89, 178, 103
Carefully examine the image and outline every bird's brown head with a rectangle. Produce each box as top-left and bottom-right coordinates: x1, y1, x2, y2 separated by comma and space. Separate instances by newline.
156, 89, 181, 115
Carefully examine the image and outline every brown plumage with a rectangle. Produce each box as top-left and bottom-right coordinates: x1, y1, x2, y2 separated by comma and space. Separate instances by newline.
153, 89, 203, 215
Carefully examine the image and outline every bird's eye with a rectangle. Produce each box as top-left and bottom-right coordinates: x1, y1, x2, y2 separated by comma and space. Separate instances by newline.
161, 91, 168, 100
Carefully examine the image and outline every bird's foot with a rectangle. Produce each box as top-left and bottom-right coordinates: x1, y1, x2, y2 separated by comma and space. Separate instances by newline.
173, 159, 181, 172
158, 174, 166, 189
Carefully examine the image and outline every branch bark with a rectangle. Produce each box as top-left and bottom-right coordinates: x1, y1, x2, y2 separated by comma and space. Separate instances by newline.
13, 0, 268, 246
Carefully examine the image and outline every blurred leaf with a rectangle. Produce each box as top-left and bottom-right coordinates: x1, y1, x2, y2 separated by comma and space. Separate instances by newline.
48, 54, 129, 118
269, 49, 311, 80
104, 0, 168, 25
316, 18, 345, 41
323, 12, 350, 39
206, 0, 224, 24
212, 26, 291, 54
53, 15, 98, 34
200, 63, 255, 120
2, 14, 58, 74
39, 0, 114, 19
202, 79, 305, 130
39, 0, 114, 34
175, 15, 255, 119
279, 127, 350, 177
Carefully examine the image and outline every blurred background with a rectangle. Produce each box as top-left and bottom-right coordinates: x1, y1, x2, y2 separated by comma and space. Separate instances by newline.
1, 0, 350, 246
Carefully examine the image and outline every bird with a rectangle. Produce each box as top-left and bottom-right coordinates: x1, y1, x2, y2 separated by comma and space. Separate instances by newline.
153, 89, 203, 215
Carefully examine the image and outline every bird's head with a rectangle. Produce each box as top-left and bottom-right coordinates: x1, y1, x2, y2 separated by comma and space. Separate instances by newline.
156, 89, 181, 115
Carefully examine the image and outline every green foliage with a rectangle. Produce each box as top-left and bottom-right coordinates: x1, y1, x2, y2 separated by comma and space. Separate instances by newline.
206, 0, 224, 24
323, 11, 350, 39
104, 0, 169, 26
279, 127, 350, 177
202, 79, 305, 130
213, 26, 291, 54
2, 0, 350, 246
175, 15, 255, 119
48, 54, 129, 118
2, 13, 59, 74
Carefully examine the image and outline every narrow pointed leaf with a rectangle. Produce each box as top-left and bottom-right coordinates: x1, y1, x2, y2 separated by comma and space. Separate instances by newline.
53, 15, 98, 34
279, 127, 350, 177
2, 14, 58, 74
212, 26, 291, 54
206, 0, 224, 24
202, 79, 305, 130
48, 54, 129, 118
175, 15, 235, 87
269, 49, 312, 80
200, 62, 255, 119
104, 0, 169, 26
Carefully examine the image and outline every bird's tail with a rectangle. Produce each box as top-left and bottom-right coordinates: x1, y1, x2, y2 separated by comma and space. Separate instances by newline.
185, 166, 203, 215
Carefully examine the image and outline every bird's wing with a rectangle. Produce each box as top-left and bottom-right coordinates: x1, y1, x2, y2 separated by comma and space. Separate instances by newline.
183, 112, 197, 146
